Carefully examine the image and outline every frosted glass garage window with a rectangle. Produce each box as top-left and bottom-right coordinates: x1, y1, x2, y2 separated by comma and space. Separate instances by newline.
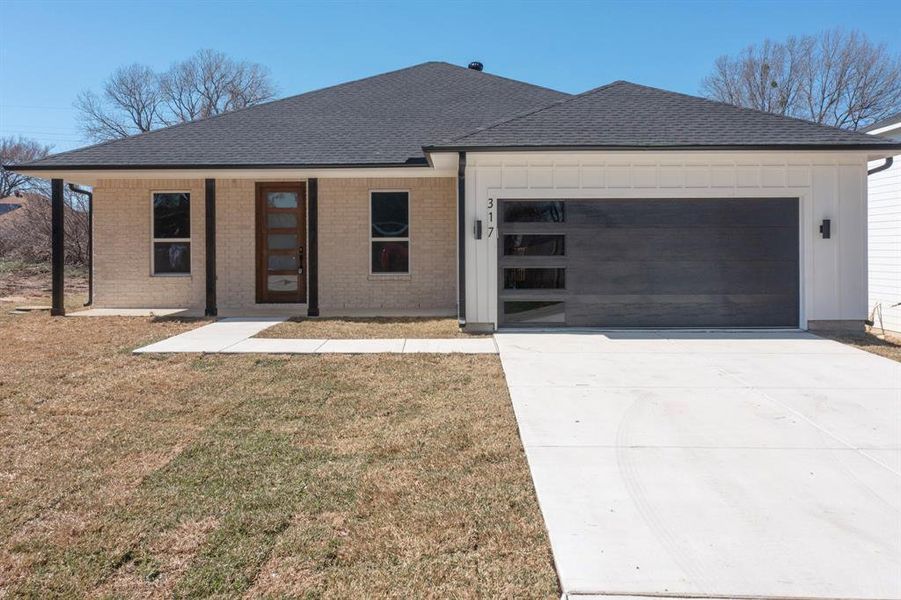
152, 192, 191, 275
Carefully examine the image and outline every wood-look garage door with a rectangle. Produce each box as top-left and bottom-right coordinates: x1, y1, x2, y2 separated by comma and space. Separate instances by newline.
498, 198, 799, 328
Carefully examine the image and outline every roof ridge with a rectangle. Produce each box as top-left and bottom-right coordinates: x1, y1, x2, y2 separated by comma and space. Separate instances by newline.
26, 62, 462, 166
617, 80, 883, 142
439, 80, 625, 145
430, 61, 569, 97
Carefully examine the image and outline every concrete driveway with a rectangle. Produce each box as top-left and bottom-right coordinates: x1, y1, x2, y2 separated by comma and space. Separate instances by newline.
495, 331, 901, 600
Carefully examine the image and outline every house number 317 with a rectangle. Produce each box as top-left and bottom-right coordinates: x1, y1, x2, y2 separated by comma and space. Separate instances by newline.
487, 198, 495, 238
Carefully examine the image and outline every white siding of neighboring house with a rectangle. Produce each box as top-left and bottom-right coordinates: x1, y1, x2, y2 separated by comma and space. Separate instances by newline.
867, 124, 901, 333
465, 151, 870, 329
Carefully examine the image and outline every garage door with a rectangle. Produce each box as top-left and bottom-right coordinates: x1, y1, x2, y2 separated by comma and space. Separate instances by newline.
498, 198, 799, 328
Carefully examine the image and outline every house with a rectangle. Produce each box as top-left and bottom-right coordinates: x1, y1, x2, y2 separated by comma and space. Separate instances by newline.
12, 61, 901, 330
862, 113, 901, 334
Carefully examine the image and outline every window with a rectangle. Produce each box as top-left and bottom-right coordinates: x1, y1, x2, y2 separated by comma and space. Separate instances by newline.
502, 201, 565, 223
504, 234, 565, 256
503, 268, 566, 290
152, 192, 191, 275
371, 191, 409, 273
503, 301, 565, 324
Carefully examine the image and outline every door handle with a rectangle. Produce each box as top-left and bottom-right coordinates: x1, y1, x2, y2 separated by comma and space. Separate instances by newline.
298, 246, 304, 274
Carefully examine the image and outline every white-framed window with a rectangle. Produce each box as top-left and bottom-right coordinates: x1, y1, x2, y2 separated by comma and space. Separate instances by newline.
370, 190, 409, 274
151, 191, 191, 275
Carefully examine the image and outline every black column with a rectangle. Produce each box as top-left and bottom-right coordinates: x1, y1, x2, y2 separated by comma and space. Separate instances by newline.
50, 178, 65, 316
204, 178, 217, 316
307, 178, 319, 317
457, 152, 466, 325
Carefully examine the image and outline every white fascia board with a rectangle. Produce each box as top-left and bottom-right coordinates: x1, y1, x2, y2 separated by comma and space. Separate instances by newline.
14, 165, 457, 186
865, 121, 901, 137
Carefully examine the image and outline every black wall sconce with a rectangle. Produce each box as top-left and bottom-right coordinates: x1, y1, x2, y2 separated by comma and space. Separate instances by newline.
474, 220, 483, 240
820, 219, 831, 239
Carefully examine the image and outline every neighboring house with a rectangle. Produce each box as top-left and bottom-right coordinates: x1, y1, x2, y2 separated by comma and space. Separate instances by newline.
12, 62, 901, 329
862, 113, 901, 334
0, 193, 26, 219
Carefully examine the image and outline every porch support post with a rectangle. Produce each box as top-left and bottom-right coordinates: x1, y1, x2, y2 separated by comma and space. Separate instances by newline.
204, 178, 217, 316
50, 178, 65, 316
457, 152, 466, 325
307, 178, 319, 317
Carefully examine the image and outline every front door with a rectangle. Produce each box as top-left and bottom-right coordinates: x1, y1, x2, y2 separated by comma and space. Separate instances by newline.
256, 182, 306, 303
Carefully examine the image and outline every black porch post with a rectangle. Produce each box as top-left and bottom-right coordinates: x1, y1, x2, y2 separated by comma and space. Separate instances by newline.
50, 178, 65, 316
204, 178, 217, 316
307, 178, 319, 317
457, 152, 466, 325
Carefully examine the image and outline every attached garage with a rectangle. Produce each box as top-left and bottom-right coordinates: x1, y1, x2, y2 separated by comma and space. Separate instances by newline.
498, 197, 800, 328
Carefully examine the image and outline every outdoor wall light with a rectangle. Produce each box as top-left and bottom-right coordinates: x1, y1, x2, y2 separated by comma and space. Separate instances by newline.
474, 220, 483, 239
820, 219, 832, 239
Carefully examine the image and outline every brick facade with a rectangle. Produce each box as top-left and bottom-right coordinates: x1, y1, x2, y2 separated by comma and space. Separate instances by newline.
91, 177, 456, 314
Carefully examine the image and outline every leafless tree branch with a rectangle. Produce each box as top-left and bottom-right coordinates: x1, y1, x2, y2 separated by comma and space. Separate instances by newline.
702, 29, 901, 130
0, 136, 51, 198
75, 51, 276, 141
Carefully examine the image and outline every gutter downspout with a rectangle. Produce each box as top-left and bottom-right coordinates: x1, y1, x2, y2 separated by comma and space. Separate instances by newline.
67, 184, 92, 306
457, 152, 466, 327
868, 156, 893, 176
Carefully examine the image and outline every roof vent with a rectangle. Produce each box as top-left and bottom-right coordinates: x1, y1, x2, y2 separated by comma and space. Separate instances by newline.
468, 61, 484, 72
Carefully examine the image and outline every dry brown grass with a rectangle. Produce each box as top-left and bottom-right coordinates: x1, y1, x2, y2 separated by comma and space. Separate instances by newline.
257, 317, 486, 339
0, 292, 556, 598
818, 328, 901, 363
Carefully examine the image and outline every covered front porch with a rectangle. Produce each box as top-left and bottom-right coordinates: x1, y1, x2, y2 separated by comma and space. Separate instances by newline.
40, 164, 460, 320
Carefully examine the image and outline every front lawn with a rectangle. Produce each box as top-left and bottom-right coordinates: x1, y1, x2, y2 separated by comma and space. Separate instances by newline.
0, 297, 556, 597
817, 329, 901, 363
257, 317, 486, 339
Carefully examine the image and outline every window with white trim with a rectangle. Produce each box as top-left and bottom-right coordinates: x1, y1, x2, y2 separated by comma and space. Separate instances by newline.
370, 191, 409, 273
152, 192, 191, 275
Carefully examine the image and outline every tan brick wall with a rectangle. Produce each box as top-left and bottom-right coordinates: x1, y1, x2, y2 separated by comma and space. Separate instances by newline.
318, 177, 456, 313
216, 179, 256, 309
93, 179, 206, 308
92, 176, 457, 313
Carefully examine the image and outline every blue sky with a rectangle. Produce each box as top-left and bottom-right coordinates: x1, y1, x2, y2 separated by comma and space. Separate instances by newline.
2, 0, 899, 152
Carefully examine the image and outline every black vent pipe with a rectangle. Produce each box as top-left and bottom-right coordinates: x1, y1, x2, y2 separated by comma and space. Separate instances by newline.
67, 184, 93, 306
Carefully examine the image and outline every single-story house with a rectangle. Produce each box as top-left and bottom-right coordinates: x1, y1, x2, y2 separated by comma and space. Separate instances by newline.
12, 61, 901, 330
863, 113, 901, 334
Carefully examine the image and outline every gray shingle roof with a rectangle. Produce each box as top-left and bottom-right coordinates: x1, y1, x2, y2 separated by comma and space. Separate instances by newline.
21, 62, 568, 169
427, 81, 901, 151
20, 69, 900, 171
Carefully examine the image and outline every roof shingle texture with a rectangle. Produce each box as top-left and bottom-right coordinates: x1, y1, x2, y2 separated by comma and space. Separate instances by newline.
25, 62, 568, 168
431, 81, 900, 149
22, 67, 900, 170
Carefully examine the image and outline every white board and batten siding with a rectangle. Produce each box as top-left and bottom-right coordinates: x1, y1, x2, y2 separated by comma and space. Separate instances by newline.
868, 155, 901, 333
464, 151, 869, 329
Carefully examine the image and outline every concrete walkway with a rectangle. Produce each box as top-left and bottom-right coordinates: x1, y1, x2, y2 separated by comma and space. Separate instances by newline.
133, 318, 497, 354
495, 330, 901, 600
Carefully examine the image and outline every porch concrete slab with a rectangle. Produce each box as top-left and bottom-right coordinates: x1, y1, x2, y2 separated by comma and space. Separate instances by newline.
133, 317, 285, 353
221, 338, 327, 353
496, 331, 901, 599
401, 338, 497, 353
70, 307, 195, 317
316, 339, 406, 353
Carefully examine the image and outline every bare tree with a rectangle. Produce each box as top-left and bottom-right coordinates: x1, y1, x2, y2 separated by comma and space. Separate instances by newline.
0, 192, 89, 265
0, 136, 51, 198
702, 29, 901, 130
160, 50, 275, 123
76, 50, 276, 141
75, 64, 163, 142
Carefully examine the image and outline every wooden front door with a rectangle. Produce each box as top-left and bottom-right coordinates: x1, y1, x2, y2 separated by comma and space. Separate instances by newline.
256, 182, 307, 303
